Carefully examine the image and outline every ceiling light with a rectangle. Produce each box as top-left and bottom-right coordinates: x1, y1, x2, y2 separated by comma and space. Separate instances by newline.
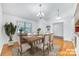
37, 11, 44, 17
37, 4, 44, 19
56, 9, 62, 20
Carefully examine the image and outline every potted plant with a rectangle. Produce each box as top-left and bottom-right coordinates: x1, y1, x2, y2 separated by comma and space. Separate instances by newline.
37, 28, 41, 35
46, 25, 51, 32
4, 22, 16, 46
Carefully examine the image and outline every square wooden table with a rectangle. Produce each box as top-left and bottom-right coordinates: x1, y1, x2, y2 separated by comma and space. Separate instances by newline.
1, 42, 19, 56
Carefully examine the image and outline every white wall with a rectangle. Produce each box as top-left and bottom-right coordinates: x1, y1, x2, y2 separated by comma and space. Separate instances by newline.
64, 16, 75, 41
1, 13, 37, 44
48, 16, 74, 41
0, 4, 4, 54
36, 19, 47, 34
3, 14, 37, 32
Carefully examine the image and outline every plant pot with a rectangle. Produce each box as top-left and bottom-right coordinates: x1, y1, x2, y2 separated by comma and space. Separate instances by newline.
37, 31, 40, 36
8, 41, 14, 46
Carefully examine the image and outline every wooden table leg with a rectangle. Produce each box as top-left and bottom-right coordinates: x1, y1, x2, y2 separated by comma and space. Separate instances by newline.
30, 43, 34, 55
42, 38, 45, 56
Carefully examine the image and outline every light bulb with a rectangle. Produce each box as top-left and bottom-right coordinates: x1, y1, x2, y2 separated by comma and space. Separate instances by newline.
37, 12, 44, 17
56, 17, 61, 19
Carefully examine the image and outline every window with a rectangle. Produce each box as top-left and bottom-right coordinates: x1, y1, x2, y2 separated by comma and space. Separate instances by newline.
16, 20, 32, 33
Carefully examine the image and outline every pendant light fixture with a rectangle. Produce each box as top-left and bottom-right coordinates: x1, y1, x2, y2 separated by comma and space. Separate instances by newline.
37, 4, 44, 19
56, 8, 61, 19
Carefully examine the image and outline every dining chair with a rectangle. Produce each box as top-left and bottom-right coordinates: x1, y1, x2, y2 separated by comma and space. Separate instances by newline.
19, 32, 31, 56
36, 33, 53, 55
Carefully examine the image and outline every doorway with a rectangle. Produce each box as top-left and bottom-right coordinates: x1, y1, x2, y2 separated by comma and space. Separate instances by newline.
52, 22, 64, 38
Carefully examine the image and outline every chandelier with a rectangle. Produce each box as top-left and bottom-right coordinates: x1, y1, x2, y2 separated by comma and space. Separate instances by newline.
56, 8, 61, 19
37, 4, 44, 19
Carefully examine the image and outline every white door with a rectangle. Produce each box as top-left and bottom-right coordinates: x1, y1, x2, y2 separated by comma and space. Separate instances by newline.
53, 22, 63, 37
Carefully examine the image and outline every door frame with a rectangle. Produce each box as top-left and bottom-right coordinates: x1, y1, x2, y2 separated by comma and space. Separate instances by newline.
52, 22, 64, 38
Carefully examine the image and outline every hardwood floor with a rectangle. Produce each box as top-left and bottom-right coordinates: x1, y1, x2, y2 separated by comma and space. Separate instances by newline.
1, 36, 76, 56
1, 42, 19, 56
53, 36, 76, 56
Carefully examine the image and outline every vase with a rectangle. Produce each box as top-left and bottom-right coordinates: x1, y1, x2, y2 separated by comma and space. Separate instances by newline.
8, 40, 14, 46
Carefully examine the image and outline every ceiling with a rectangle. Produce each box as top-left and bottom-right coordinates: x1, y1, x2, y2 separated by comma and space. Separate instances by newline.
2, 3, 77, 21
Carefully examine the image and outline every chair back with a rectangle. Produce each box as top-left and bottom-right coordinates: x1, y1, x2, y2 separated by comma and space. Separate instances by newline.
34, 35, 44, 45
44, 34, 51, 45
19, 31, 27, 44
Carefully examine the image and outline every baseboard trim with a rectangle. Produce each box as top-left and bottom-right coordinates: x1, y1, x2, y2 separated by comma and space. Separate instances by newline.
54, 35, 64, 39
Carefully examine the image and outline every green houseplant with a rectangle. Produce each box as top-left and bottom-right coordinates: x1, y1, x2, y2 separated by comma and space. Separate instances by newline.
4, 22, 16, 45
37, 28, 41, 35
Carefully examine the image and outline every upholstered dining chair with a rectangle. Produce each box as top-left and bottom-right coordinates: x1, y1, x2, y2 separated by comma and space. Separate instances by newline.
36, 33, 53, 55
18, 32, 31, 56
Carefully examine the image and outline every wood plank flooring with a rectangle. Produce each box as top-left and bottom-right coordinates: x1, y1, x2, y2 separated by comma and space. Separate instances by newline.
1, 36, 76, 56
53, 36, 76, 56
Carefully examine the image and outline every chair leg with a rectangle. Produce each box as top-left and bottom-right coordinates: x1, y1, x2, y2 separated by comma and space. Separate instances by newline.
42, 49, 45, 56
50, 44, 53, 51
47, 44, 50, 54
17, 48, 21, 56
48, 47, 50, 54
20, 45, 22, 56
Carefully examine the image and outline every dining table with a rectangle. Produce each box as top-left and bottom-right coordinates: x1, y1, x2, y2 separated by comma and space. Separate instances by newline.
21, 35, 45, 54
